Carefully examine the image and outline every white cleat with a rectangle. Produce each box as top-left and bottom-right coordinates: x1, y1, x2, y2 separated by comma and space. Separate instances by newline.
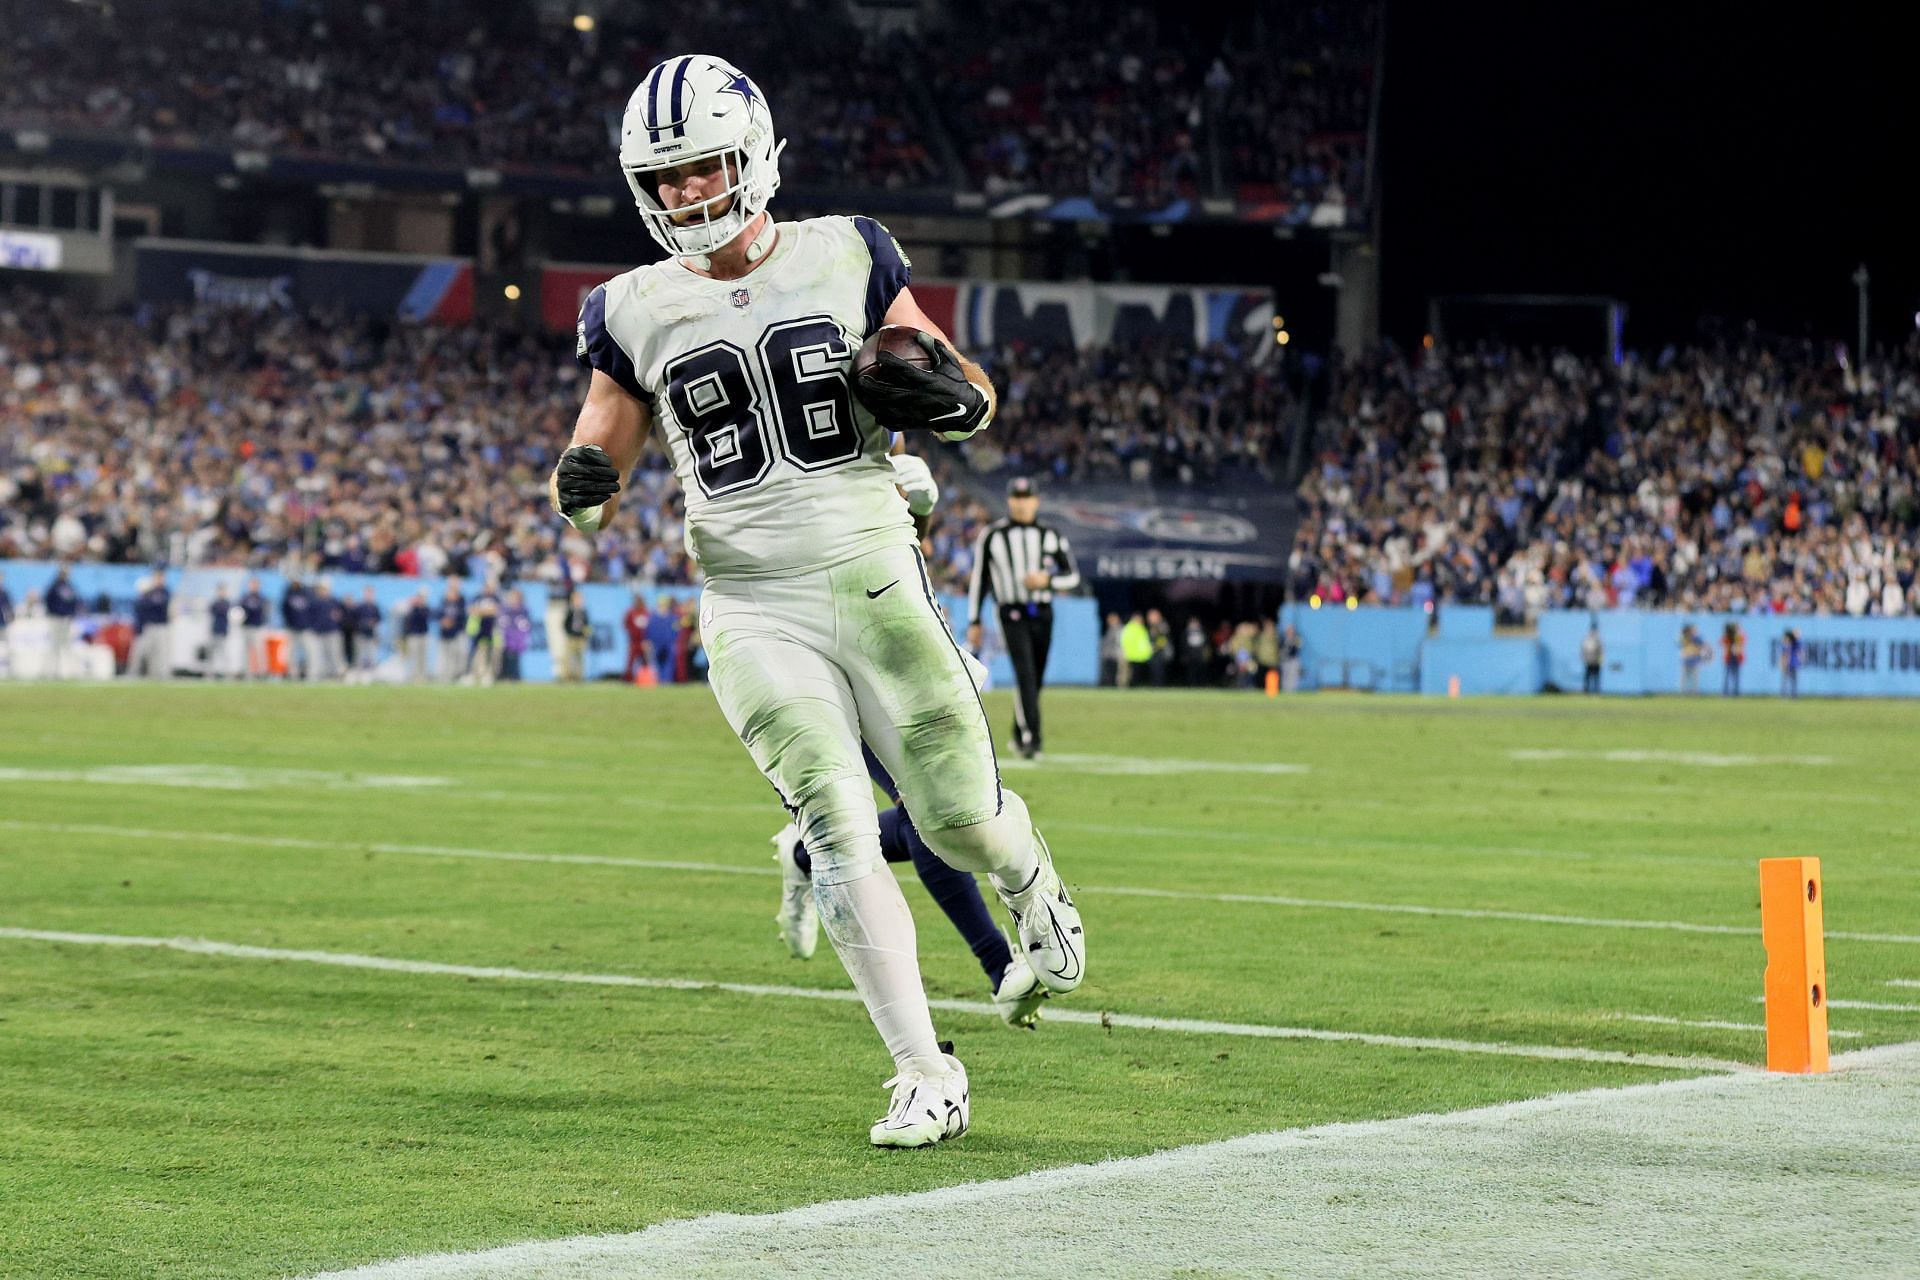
869, 1046, 969, 1149
996, 829, 1084, 994
991, 950, 1048, 1029
771, 823, 817, 960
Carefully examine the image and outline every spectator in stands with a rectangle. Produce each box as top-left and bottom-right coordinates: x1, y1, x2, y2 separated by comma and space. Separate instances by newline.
1678, 624, 1708, 695
1582, 623, 1604, 694
1120, 612, 1152, 685
206, 583, 232, 679
45, 566, 78, 678
466, 583, 500, 686
560, 589, 591, 681
1145, 609, 1173, 686
130, 573, 171, 679
400, 592, 431, 683
1227, 620, 1258, 688
436, 582, 467, 683
1280, 623, 1303, 692
0, 570, 12, 674
313, 580, 346, 681
351, 588, 383, 680
1253, 619, 1281, 687
499, 589, 532, 682
239, 578, 267, 680
646, 598, 680, 685
623, 591, 653, 683
1099, 613, 1126, 688
281, 576, 312, 682
1181, 615, 1210, 687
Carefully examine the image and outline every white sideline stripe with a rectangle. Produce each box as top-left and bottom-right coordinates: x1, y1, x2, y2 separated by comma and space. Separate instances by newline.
0, 820, 773, 878
301, 1040, 1920, 1280
1054, 820, 1599, 861
1000, 752, 1309, 776
10, 819, 1920, 947
0, 926, 1754, 1073
1749, 995, 1920, 1013
1612, 1013, 1863, 1038
1510, 748, 1836, 767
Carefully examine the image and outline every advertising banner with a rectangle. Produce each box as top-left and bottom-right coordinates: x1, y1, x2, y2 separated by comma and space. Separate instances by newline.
537, 263, 1269, 352
134, 239, 473, 322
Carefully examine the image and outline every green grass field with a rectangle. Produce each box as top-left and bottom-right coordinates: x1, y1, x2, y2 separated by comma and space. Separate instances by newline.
2, 684, 1916, 1278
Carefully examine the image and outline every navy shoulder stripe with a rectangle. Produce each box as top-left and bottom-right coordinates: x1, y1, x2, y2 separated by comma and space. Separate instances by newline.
852, 215, 911, 336
575, 284, 651, 404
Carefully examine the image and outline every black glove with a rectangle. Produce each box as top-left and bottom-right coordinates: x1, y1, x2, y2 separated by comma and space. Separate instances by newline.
855, 331, 990, 434
551, 444, 621, 516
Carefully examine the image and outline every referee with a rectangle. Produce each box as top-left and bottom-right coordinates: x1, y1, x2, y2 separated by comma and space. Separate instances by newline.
967, 476, 1080, 759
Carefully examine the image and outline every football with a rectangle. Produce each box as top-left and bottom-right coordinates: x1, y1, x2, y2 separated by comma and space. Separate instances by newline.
853, 324, 935, 378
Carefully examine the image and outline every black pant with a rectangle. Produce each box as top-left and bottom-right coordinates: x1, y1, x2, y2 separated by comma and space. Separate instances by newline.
1000, 603, 1053, 754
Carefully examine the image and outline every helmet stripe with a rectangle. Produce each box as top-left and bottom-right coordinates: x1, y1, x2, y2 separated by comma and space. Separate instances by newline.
639, 60, 669, 140
667, 56, 693, 138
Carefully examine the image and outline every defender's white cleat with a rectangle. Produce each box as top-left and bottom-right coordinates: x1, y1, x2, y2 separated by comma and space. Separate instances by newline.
991, 950, 1048, 1028
771, 823, 817, 960
869, 1047, 969, 1148
997, 830, 1084, 994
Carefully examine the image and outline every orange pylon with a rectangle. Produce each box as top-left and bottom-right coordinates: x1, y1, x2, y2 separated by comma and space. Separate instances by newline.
1759, 856, 1829, 1073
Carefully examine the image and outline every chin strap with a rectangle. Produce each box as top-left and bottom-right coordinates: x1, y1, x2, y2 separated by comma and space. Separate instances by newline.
685, 217, 776, 273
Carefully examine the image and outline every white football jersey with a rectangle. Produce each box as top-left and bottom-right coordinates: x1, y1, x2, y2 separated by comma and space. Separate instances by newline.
577, 215, 917, 579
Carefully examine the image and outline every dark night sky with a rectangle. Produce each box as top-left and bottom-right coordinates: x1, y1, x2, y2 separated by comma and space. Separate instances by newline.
1379, 2, 1911, 349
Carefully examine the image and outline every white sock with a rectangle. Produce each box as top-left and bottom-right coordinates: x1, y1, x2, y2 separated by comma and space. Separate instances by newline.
813, 868, 944, 1073
983, 789, 1041, 895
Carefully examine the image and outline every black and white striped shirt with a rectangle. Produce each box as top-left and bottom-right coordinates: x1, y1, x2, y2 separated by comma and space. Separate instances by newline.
968, 519, 1081, 624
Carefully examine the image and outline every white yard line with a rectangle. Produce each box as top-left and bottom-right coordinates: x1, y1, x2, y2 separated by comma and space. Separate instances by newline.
1510, 748, 1836, 767
1612, 1013, 1862, 1039
1749, 995, 1920, 1013
9, 819, 1920, 946
299, 1040, 1919, 1280
1888, 979, 1920, 988
0, 925, 1754, 1074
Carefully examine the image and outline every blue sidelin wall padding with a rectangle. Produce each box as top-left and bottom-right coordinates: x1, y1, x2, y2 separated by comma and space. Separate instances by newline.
1435, 604, 1495, 639
1276, 602, 1920, 698
1537, 609, 1920, 698
1418, 636, 1545, 695
1279, 603, 1430, 692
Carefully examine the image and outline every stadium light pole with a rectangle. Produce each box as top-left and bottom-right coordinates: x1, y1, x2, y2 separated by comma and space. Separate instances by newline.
1853, 263, 1869, 360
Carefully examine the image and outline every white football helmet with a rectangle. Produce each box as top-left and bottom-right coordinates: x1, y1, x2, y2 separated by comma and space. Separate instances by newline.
619, 54, 785, 260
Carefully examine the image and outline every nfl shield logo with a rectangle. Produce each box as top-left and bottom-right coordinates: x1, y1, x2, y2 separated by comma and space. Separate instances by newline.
729, 288, 751, 309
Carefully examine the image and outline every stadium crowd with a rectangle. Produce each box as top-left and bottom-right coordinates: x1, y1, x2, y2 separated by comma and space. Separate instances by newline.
0, 0, 1366, 205
0, 288, 1000, 598
928, 2, 1371, 206
1290, 337, 1920, 618
966, 338, 1298, 485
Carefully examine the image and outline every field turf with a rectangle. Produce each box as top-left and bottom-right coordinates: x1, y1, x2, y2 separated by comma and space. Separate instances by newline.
2, 684, 1916, 1278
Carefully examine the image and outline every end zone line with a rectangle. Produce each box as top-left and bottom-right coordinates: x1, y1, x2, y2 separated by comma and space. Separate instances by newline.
1612, 1013, 1863, 1039
297, 1038, 1920, 1280
8, 819, 1919, 946
0, 925, 1754, 1074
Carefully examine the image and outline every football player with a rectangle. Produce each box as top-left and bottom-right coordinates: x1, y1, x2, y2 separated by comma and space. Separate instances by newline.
549, 55, 1083, 1149
770, 442, 1049, 1033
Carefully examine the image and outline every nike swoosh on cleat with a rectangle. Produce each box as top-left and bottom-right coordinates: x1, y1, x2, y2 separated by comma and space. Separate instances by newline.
930, 403, 971, 420
866, 581, 900, 599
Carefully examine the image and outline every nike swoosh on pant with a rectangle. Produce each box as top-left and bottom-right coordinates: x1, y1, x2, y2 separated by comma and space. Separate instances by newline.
866, 581, 900, 599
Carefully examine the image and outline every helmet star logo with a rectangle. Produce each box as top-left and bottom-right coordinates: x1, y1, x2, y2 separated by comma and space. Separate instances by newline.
718, 72, 757, 110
